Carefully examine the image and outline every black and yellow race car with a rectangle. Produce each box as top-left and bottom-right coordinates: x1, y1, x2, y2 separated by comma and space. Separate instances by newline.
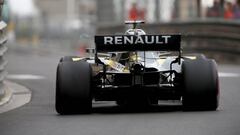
55, 21, 219, 114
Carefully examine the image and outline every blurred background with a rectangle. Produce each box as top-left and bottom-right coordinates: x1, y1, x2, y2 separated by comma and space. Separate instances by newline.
2, 0, 240, 62
0, 1, 240, 134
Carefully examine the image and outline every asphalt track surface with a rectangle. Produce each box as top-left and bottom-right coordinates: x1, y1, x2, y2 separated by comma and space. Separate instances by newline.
0, 46, 240, 135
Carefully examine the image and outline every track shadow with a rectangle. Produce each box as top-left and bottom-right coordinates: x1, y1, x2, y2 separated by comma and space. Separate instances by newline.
91, 104, 182, 114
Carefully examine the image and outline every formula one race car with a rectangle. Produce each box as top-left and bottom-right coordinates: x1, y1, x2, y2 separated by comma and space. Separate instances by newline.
55, 21, 219, 114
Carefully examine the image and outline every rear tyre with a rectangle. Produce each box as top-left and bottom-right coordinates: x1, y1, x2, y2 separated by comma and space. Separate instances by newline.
182, 58, 219, 111
56, 61, 92, 114
195, 54, 206, 59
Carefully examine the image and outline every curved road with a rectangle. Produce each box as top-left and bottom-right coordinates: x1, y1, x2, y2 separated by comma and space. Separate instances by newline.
0, 46, 240, 135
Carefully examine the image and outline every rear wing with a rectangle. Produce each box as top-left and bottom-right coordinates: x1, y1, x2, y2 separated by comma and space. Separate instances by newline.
95, 35, 181, 52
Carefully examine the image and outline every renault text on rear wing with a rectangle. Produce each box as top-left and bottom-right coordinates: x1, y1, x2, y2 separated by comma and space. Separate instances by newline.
95, 35, 181, 52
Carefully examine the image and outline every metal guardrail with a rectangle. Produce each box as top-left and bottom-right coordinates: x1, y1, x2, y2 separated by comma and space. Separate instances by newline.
0, 21, 7, 98
0, 0, 8, 99
96, 20, 240, 55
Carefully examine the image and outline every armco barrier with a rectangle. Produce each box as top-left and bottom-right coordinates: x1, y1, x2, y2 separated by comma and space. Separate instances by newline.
96, 20, 240, 55
0, 0, 8, 99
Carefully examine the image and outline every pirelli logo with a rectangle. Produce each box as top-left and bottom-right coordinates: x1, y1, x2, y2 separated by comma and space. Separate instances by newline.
95, 35, 181, 52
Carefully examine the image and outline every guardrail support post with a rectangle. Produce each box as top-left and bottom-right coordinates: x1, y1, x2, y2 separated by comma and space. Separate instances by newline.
220, 0, 224, 18
197, 0, 201, 18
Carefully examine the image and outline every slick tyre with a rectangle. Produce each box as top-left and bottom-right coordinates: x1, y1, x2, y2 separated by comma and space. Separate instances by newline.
56, 61, 92, 114
182, 58, 219, 111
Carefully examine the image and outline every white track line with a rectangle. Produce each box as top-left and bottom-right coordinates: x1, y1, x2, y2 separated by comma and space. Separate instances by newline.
219, 72, 240, 78
7, 74, 45, 80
